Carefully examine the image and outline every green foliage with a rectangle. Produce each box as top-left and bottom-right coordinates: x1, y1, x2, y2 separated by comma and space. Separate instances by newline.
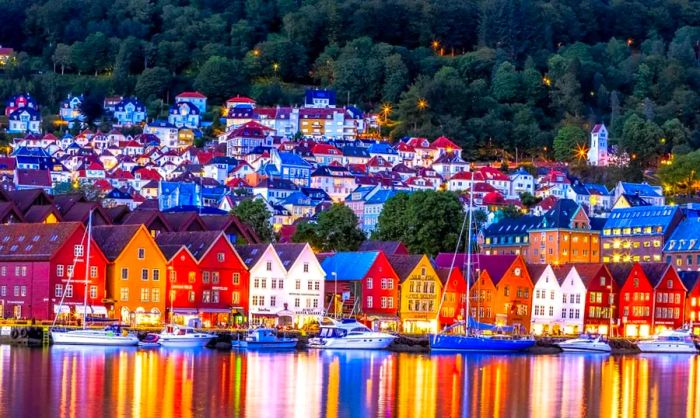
134, 67, 172, 101
194, 56, 246, 103
621, 114, 664, 168
500, 205, 523, 219
292, 204, 364, 252
373, 191, 465, 256
519, 192, 541, 209
553, 124, 588, 162
658, 150, 700, 197
231, 199, 275, 243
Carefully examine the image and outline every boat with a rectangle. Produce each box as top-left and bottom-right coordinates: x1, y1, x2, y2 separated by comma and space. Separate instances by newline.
158, 324, 217, 347
556, 334, 611, 353
637, 329, 698, 353
138, 333, 161, 348
308, 318, 397, 350
245, 328, 298, 350
51, 211, 139, 346
52, 324, 139, 346
429, 181, 535, 353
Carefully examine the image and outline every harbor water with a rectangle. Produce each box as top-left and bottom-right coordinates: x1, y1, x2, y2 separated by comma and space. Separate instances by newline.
0, 346, 698, 417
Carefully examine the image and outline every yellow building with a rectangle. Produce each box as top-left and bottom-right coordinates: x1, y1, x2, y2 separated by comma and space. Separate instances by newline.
92, 224, 168, 325
388, 254, 442, 334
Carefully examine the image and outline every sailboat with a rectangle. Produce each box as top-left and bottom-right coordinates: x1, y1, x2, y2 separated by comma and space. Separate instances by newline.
429, 181, 535, 353
51, 210, 139, 346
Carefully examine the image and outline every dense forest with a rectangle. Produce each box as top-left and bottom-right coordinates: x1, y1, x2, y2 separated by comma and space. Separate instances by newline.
0, 0, 699, 164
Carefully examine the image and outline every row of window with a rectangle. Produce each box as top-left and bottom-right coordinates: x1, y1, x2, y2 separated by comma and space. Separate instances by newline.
623, 292, 651, 302
0, 285, 26, 297
409, 281, 435, 294
118, 288, 161, 303
623, 306, 651, 317
366, 278, 394, 290
470, 307, 492, 319
54, 285, 98, 299
671, 255, 700, 267
366, 296, 394, 309
603, 254, 662, 263
562, 308, 581, 319
562, 293, 582, 304
503, 286, 530, 299
603, 226, 664, 236
252, 296, 319, 309
408, 300, 434, 312
0, 265, 28, 277
589, 306, 612, 319
655, 307, 680, 319
56, 265, 98, 278
655, 292, 681, 304
121, 268, 160, 281
604, 240, 661, 250
169, 271, 241, 285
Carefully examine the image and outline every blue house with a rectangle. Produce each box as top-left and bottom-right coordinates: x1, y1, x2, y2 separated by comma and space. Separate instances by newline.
59, 94, 85, 126
271, 149, 312, 187
8, 107, 41, 134
368, 142, 400, 165
168, 101, 200, 128
159, 182, 202, 211
663, 216, 700, 270
252, 178, 299, 203
362, 189, 405, 234
12, 147, 53, 169
305, 89, 336, 108
113, 97, 147, 127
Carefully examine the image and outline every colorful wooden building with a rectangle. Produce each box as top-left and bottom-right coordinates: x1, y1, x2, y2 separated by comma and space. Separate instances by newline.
679, 272, 700, 335
388, 254, 442, 334
435, 266, 466, 329
644, 263, 686, 333
578, 263, 618, 335
608, 263, 653, 337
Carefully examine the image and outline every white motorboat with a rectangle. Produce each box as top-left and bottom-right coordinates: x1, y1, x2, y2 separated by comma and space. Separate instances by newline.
245, 328, 297, 350
158, 324, 217, 347
556, 335, 611, 353
637, 329, 698, 353
308, 318, 397, 350
138, 333, 161, 348
52, 325, 139, 346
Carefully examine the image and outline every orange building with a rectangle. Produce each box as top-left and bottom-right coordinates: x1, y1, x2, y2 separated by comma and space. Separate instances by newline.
92, 224, 168, 325
527, 199, 601, 265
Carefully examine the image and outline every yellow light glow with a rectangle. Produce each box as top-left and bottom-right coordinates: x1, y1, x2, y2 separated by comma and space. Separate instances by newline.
417, 98, 428, 110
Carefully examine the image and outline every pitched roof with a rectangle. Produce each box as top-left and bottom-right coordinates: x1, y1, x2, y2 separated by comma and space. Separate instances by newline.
664, 217, 700, 252
15, 169, 51, 187
639, 263, 673, 288
525, 264, 548, 284
434, 254, 517, 285
604, 206, 679, 232
320, 252, 380, 281
606, 263, 635, 287
272, 243, 307, 270
567, 263, 606, 287
679, 271, 700, 294
0, 223, 82, 261
156, 231, 223, 261
540, 199, 583, 229
234, 244, 269, 268
483, 215, 542, 237
91, 224, 142, 261
23, 205, 61, 223
358, 241, 407, 255
387, 254, 425, 281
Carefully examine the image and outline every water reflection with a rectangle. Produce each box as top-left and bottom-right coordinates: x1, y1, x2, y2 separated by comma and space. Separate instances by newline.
0, 347, 698, 417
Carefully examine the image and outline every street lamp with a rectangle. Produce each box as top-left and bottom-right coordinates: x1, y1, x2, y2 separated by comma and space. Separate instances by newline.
417, 98, 428, 110
331, 272, 338, 319
607, 284, 613, 337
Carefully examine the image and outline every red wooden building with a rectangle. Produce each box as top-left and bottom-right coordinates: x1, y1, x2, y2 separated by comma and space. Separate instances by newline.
609, 263, 654, 337
644, 263, 686, 333
679, 272, 700, 335
0, 223, 108, 321
436, 266, 466, 329
579, 263, 618, 336
157, 231, 249, 327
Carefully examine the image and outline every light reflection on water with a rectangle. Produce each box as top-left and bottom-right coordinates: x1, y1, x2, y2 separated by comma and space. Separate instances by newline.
0, 345, 698, 418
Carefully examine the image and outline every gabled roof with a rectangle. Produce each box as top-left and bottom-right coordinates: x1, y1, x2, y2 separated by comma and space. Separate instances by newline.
15, 169, 51, 187
358, 241, 408, 255
606, 263, 635, 288
434, 254, 518, 286
665, 217, 700, 252
525, 264, 548, 285
430, 136, 461, 151
679, 271, 700, 294
639, 263, 675, 289
91, 224, 142, 261
161, 212, 207, 232
176, 91, 207, 99
604, 206, 679, 232
619, 182, 662, 198
0, 222, 84, 261
272, 243, 307, 270
567, 263, 607, 287
483, 215, 541, 237
387, 254, 425, 282
156, 231, 224, 261
119, 210, 171, 231
23, 204, 61, 223
199, 214, 260, 244
6, 189, 53, 213
540, 199, 584, 229
320, 252, 380, 281
234, 244, 270, 268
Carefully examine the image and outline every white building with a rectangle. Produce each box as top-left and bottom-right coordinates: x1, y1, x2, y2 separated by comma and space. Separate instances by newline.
509, 167, 535, 198
588, 124, 609, 166
144, 121, 179, 148
556, 265, 588, 335
237, 243, 325, 327
528, 264, 562, 335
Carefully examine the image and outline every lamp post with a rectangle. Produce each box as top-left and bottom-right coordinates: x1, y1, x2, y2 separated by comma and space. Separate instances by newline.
607, 284, 613, 337
332, 272, 338, 319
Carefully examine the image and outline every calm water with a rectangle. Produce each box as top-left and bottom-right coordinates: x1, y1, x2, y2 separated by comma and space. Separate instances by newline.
0, 346, 698, 418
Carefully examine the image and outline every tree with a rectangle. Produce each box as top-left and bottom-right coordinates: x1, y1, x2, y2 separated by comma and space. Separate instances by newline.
78, 95, 104, 126
519, 192, 541, 209
293, 204, 364, 251
52, 43, 72, 74
491, 61, 520, 102
658, 150, 700, 197
620, 114, 663, 167
374, 191, 465, 256
500, 205, 524, 219
553, 125, 588, 162
134, 67, 172, 101
194, 56, 247, 103
232, 199, 275, 242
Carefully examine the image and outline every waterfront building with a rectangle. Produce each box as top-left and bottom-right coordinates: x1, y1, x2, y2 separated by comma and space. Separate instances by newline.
156, 231, 249, 327
579, 263, 618, 335
321, 251, 400, 330
388, 254, 442, 334
92, 224, 168, 325
358, 241, 409, 255
527, 264, 562, 335
601, 206, 683, 263
646, 263, 686, 334
0, 223, 108, 320
435, 266, 466, 329
663, 217, 700, 271
527, 199, 602, 265
479, 215, 541, 257
608, 263, 653, 338
552, 264, 591, 335
236, 243, 324, 327
679, 271, 700, 335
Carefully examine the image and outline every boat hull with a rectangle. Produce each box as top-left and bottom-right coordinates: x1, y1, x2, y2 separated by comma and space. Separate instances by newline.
308, 336, 396, 350
429, 335, 535, 352
159, 336, 214, 348
637, 342, 698, 353
52, 331, 139, 346
245, 340, 298, 350
557, 344, 611, 353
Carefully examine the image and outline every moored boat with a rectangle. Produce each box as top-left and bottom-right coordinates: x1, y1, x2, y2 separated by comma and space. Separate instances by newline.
158, 324, 217, 348
52, 325, 139, 346
308, 318, 397, 350
245, 328, 297, 350
430, 322, 535, 352
556, 335, 611, 353
138, 333, 161, 348
637, 329, 698, 353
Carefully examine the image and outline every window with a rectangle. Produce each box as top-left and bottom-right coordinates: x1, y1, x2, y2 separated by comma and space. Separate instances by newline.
232, 292, 240, 304
202, 272, 210, 283
121, 267, 130, 280
202, 291, 211, 303
212, 290, 219, 303
294, 298, 300, 308
188, 291, 195, 302
314, 298, 320, 308
141, 269, 148, 281
381, 297, 387, 309
296, 280, 301, 290
120, 288, 129, 301
367, 278, 373, 289
254, 278, 260, 288
137, 248, 145, 259
0, 286, 5, 296
64, 285, 72, 297
217, 253, 225, 262
261, 279, 266, 288
270, 296, 276, 307
575, 294, 580, 304
212, 272, 219, 284
563, 294, 567, 303
140, 288, 149, 302
308, 281, 313, 290
562, 308, 567, 318
303, 262, 309, 273
279, 279, 284, 289
549, 306, 554, 316
153, 269, 160, 281
314, 281, 320, 291
57, 265, 64, 277
367, 296, 373, 308
13, 286, 19, 297
233, 273, 240, 285
600, 277, 605, 286
266, 261, 272, 271
55, 284, 63, 297
67, 266, 74, 278
90, 266, 98, 278
89, 286, 98, 299
152, 289, 160, 302
74, 245, 84, 257
188, 272, 196, 283
504, 286, 510, 297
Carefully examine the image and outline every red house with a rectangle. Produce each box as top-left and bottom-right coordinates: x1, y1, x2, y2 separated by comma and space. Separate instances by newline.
0, 223, 108, 321
436, 266, 466, 328
679, 272, 700, 334
608, 263, 654, 338
571, 264, 618, 336
645, 263, 686, 333
320, 251, 400, 331
156, 231, 249, 327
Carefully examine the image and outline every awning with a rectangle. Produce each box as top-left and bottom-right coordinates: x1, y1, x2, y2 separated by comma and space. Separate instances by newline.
90, 306, 108, 315
53, 305, 70, 314
199, 308, 233, 313
276, 309, 295, 318
173, 308, 199, 315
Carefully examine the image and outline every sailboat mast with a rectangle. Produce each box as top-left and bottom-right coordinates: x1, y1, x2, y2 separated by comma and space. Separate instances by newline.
464, 180, 474, 336
82, 210, 93, 330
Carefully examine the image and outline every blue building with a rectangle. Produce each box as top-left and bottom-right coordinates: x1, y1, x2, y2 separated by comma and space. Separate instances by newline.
168, 101, 200, 128
271, 149, 312, 187
159, 182, 202, 211
663, 216, 700, 271
362, 189, 405, 235
113, 97, 147, 127
305, 89, 336, 108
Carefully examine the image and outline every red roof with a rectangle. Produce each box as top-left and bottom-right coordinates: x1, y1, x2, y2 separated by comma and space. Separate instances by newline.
311, 144, 341, 155
406, 137, 431, 149
226, 121, 272, 139
93, 179, 113, 192
450, 171, 484, 181
87, 161, 104, 170
226, 95, 255, 104
538, 195, 558, 210
472, 182, 497, 193
592, 124, 604, 134
430, 136, 461, 151
0, 47, 14, 56
176, 91, 206, 99
478, 166, 509, 181
396, 142, 415, 152
366, 155, 392, 168
134, 168, 162, 181
226, 178, 249, 188
483, 191, 505, 205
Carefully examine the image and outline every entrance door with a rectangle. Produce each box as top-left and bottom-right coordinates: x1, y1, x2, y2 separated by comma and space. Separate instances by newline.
13, 305, 21, 319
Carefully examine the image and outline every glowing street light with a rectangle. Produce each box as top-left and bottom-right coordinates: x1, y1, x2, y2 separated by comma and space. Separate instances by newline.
431, 40, 440, 50
417, 98, 428, 110
272, 62, 280, 72
252, 49, 260, 57
575, 144, 588, 160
